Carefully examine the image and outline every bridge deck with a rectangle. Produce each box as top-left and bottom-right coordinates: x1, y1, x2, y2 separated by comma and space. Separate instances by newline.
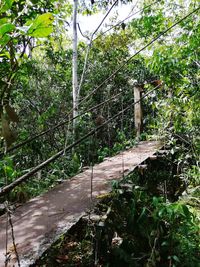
0, 141, 162, 267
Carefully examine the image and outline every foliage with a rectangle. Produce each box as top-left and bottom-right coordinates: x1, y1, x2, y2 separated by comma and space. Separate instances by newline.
101, 185, 200, 267
0, 0, 198, 204
0, 0, 55, 150
0, 0, 199, 264
88, 166, 200, 267
33, 171, 200, 267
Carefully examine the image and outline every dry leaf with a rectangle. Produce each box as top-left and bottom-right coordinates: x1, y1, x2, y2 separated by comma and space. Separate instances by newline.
1, 115, 16, 147
5, 104, 19, 123
56, 255, 69, 261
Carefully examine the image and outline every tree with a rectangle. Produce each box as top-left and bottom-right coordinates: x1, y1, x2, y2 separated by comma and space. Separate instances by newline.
0, 0, 55, 149
72, 0, 78, 132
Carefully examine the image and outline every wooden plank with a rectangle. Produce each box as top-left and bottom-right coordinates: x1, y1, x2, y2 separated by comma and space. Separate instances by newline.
0, 141, 162, 267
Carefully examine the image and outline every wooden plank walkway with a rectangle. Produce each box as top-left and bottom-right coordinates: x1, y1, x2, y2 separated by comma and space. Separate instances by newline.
0, 141, 162, 267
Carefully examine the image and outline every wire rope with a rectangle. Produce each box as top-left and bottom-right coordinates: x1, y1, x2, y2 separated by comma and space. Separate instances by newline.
0, 5, 198, 158
0, 83, 162, 197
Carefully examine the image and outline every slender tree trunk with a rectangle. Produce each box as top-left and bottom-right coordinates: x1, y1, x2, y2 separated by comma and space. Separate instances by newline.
72, 0, 78, 132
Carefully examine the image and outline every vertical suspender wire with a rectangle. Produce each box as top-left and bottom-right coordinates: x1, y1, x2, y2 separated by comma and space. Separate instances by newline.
121, 95, 125, 179
5, 206, 9, 266
90, 164, 93, 204
130, 86, 134, 142
90, 144, 94, 206
86, 130, 95, 265
4, 166, 20, 267
107, 86, 111, 157
4, 159, 9, 266
89, 129, 95, 212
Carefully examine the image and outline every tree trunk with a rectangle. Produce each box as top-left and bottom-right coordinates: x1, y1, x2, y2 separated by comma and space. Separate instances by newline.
134, 85, 143, 139
72, 0, 78, 132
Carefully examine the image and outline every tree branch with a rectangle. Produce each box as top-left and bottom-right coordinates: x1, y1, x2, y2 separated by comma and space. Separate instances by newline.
78, 6, 200, 106
78, 0, 119, 96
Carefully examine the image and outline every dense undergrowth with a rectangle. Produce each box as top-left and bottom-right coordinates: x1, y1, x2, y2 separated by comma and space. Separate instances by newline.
33, 157, 200, 267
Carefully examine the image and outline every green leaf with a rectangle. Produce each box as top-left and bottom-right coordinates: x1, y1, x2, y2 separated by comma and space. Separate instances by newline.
0, 18, 8, 26
153, 196, 159, 206
158, 207, 166, 217
182, 204, 190, 218
0, 34, 10, 45
27, 13, 54, 38
0, 51, 10, 58
161, 241, 168, 247
0, 23, 15, 45
137, 207, 146, 223
0, 0, 15, 13
172, 255, 180, 262
0, 23, 15, 36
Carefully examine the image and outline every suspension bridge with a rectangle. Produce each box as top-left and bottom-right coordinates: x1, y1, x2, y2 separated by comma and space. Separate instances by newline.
0, 140, 163, 267
0, 83, 163, 266
0, 6, 198, 265
0, 54, 174, 267
0, 74, 164, 267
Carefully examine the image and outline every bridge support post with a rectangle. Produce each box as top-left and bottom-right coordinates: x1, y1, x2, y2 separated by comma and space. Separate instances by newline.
134, 85, 143, 139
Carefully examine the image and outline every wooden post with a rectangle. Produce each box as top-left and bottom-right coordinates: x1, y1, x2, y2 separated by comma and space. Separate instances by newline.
134, 85, 143, 139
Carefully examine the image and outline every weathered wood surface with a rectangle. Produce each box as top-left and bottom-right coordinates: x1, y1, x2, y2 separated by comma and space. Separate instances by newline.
0, 141, 162, 267
134, 85, 143, 138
